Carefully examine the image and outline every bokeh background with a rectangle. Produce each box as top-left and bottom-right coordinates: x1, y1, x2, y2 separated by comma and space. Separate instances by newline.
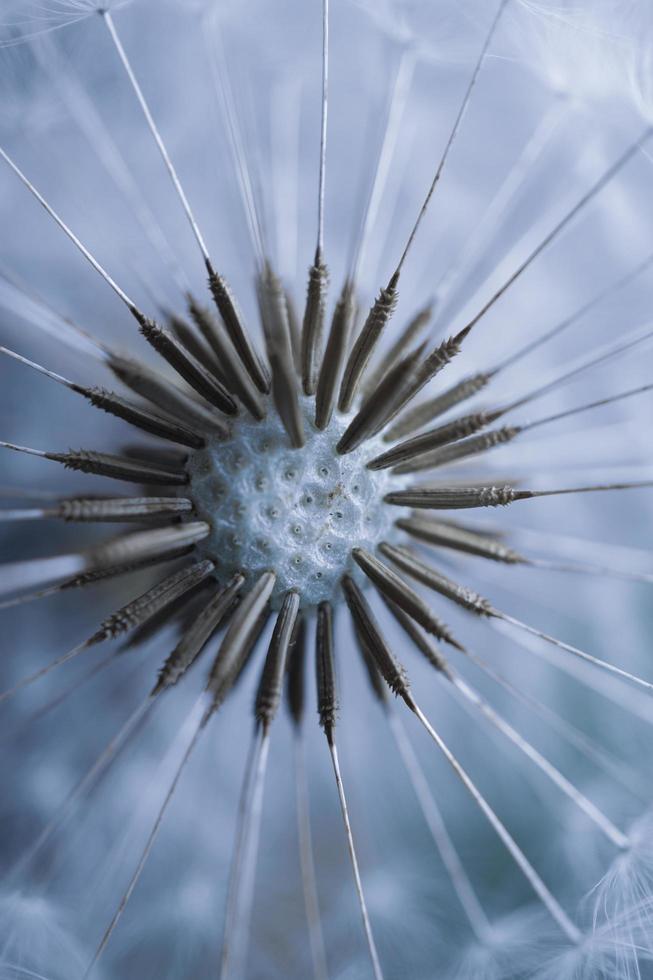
1, 1, 653, 977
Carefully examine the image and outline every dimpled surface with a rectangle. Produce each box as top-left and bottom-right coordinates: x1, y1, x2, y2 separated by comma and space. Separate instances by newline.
187, 396, 405, 607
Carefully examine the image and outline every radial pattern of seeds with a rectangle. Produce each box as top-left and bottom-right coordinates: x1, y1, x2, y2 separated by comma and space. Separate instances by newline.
1, 1, 653, 979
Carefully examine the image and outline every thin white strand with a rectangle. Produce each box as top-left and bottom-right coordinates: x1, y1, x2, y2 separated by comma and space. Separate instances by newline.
83, 696, 209, 979
461, 649, 649, 801
450, 674, 629, 849
0, 552, 85, 599
270, 80, 301, 281
0, 638, 94, 705
17, 651, 114, 733
502, 322, 653, 415
329, 741, 384, 980
0, 146, 135, 308
0, 271, 109, 362
442, 128, 651, 344
0, 483, 67, 501
0, 963, 54, 980
293, 733, 329, 980
0, 441, 52, 458
508, 524, 653, 572
386, 709, 491, 941
34, 35, 190, 295
524, 556, 653, 586
409, 701, 582, 944
0, 583, 64, 611
218, 729, 260, 980
10, 697, 154, 883
221, 730, 272, 980
102, 11, 211, 263
0, 345, 74, 388
487, 619, 653, 728
316, 0, 329, 255
0, 15, 89, 49
499, 613, 653, 693
492, 249, 653, 376
351, 48, 416, 283
431, 93, 570, 323
395, 0, 509, 275
0, 509, 51, 522
203, 13, 266, 263
521, 382, 653, 434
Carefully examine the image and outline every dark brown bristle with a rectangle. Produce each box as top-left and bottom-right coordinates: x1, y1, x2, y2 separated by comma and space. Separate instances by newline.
258, 264, 305, 448
205, 572, 276, 715
315, 601, 337, 740
255, 590, 301, 731
96, 559, 215, 645
85, 522, 210, 573
351, 547, 463, 649
153, 573, 245, 694
168, 312, 224, 381
396, 516, 525, 564
342, 576, 411, 703
361, 302, 433, 400
57, 496, 193, 523
137, 314, 238, 416
301, 250, 329, 396
381, 597, 452, 677
286, 614, 307, 728
47, 448, 189, 486
379, 543, 496, 617
285, 289, 303, 375
187, 297, 267, 421
393, 426, 519, 475
85, 386, 206, 449
385, 370, 493, 442
207, 263, 271, 395
315, 279, 356, 430
108, 352, 229, 438
378, 334, 463, 433
337, 271, 399, 414
0, 344, 206, 450
368, 409, 500, 470
336, 342, 427, 455
385, 485, 521, 510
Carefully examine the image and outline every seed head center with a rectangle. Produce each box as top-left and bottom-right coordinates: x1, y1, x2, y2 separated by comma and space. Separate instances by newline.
187, 396, 401, 607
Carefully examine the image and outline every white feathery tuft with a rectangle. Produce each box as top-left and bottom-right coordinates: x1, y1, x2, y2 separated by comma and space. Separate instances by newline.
447, 908, 548, 979
0, 1, 136, 48
0, 892, 94, 980
531, 899, 653, 980
588, 809, 653, 947
508, 1, 646, 107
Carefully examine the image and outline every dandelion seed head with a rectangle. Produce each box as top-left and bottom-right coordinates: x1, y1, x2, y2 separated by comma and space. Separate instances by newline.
1, 0, 653, 976
189, 396, 406, 609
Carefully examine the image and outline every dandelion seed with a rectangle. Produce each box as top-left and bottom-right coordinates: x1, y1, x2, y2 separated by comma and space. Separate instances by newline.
220, 590, 299, 980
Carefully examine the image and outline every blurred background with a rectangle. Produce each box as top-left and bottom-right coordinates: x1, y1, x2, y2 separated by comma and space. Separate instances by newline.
0, 1, 652, 977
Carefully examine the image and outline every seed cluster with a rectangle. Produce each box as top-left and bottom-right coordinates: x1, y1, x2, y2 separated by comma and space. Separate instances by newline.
188, 396, 404, 607
1, 2, 652, 976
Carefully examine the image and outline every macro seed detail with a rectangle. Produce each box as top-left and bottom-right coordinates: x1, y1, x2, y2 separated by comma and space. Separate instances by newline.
188, 396, 404, 606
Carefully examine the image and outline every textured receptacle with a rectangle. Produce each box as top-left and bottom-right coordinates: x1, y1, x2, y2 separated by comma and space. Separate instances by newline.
188, 396, 405, 607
